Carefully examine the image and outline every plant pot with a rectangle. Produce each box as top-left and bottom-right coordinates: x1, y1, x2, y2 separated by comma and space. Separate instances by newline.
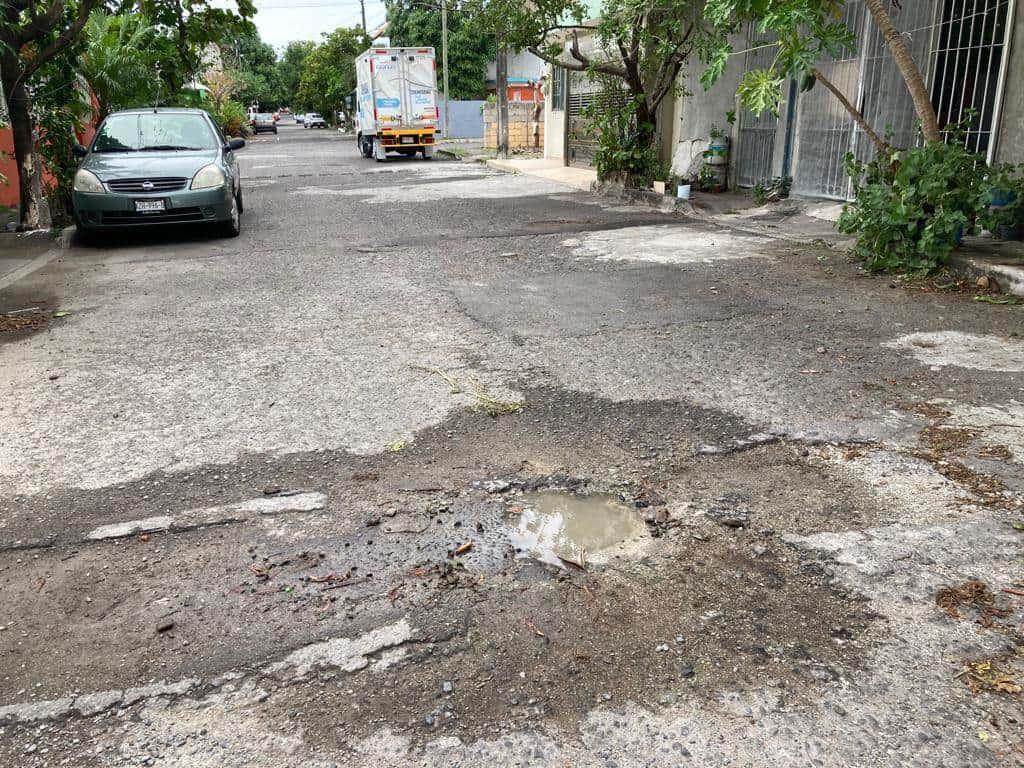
996, 223, 1023, 241
706, 136, 729, 166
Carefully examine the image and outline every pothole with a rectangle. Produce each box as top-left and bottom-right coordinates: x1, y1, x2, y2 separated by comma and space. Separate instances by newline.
506, 490, 648, 568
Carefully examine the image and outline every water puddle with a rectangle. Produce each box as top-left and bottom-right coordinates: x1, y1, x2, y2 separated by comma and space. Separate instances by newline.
508, 491, 647, 567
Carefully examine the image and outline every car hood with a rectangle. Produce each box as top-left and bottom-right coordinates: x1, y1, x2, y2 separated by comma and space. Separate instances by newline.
83, 150, 220, 181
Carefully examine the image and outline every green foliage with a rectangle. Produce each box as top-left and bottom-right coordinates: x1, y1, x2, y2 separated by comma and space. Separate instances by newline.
751, 175, 790, 204
461, 0, 589, 52
33, 50, 92, 222
385, 1, 495, 100
277, 41, 316, 106
586, 91, 660, 186
223, 30, 286, 109
736, 68, 784, 115
980, 163, 1024, 233
80, 10, 161, 119
137, 0, 256, 95
213, 99, 249, 137
296, 27, 369, 123
466, 0, 722, 185
837, 141, 999, 273
701, 0, 854, 115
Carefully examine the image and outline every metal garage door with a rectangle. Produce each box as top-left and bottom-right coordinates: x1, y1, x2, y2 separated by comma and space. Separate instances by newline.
567, 70, 601, 168
735, 25, 779, 188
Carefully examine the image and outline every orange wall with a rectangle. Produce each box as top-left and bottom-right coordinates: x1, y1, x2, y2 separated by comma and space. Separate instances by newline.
0, 117, 98, 209
0, 128, 19, 208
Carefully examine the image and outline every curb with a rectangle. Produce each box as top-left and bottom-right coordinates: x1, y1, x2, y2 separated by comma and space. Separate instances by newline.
947, 250, 1024, 297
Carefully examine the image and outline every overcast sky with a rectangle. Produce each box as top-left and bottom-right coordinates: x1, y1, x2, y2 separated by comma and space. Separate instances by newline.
217, 0, 387, 51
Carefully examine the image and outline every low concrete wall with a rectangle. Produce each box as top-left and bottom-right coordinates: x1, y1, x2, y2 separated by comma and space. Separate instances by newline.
483, 102, 544, 151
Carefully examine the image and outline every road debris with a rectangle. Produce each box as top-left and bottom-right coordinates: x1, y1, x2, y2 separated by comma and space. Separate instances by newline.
936, 580, 1013, 628
956, 652, 1023, 696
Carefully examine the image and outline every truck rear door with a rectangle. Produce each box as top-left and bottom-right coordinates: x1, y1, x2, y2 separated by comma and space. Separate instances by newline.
401, 50, 437, 129
371, 51, 403, 129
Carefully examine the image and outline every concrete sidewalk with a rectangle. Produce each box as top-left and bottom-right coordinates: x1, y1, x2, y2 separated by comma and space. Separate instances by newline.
485, 157, 597, 191
0, 232, 59, 294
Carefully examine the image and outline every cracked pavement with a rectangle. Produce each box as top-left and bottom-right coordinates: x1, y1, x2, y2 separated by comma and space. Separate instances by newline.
0, 124, 1022, 767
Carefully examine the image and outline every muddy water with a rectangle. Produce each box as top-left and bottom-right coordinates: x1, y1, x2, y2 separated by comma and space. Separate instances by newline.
508, 491, 647, 567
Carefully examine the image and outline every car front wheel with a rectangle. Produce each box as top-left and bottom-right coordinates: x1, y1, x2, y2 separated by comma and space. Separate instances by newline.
222, 193, 241, 237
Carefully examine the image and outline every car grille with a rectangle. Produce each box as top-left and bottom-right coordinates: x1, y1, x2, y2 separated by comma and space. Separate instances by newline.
106, 177, 189, 194
100, 208, 207, 225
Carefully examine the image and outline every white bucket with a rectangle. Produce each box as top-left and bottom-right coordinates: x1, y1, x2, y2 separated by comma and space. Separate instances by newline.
677, 184, 691, 200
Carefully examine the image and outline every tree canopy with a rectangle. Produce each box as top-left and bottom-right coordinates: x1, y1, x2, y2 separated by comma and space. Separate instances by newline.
385, 0, 495, 100
278, 41, 317, 106
701, 0, 940, 152
221, 29, 287, 109
295, 26, 370, 123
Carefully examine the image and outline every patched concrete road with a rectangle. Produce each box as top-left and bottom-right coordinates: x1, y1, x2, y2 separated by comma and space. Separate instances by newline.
1, 124, 1022, 767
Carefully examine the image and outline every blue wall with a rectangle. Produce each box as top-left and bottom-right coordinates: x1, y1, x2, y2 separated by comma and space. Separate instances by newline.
437, 100, 485, 139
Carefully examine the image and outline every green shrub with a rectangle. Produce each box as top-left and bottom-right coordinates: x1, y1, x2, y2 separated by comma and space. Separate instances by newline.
215, 99, 250, 138
838, 141, 994, 273
587, 93, 660, 187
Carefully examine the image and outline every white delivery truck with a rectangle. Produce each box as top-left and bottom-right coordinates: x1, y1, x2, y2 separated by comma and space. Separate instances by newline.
355, 47, 439, 161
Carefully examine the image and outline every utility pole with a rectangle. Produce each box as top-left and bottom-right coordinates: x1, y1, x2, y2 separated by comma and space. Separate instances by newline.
441, 0, 450, 139
360, 0, 367, 36
495, 38, 509, 158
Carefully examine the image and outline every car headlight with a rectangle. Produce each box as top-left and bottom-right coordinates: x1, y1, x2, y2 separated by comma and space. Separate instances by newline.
73, 169, 104, 194
190, 164, 226, 190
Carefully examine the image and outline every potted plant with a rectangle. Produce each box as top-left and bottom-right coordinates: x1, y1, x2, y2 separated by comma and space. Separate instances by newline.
705, 124, 729, 166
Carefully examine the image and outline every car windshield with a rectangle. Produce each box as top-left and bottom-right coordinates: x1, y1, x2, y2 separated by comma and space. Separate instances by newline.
256, 113, 273, 120
92, 113, 218, 153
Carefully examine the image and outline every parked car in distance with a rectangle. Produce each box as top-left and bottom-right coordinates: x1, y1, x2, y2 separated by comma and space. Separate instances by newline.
252, 113, 278, 134
71, 108, 245, 240
293, 113, 305, 123
304, 113, 327, 128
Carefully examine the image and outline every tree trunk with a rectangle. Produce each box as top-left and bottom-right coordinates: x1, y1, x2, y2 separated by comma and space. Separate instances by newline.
2, 75, 52, 230
863, 0, 941, 142
812, 68, 891, 156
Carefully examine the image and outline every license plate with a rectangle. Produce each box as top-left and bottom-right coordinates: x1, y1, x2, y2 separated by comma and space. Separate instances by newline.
400, 136, 415, 144
135, 200, 165, 213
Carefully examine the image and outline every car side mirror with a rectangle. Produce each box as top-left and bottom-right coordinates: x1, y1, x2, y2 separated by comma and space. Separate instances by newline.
72, 144, 89, 159
226, 138, 245, 151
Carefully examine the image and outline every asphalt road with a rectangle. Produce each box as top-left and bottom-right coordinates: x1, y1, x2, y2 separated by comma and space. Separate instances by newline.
0, 123, 1022, 767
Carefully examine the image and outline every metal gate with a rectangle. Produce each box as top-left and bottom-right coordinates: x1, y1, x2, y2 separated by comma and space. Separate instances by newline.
791, 0, 1013, 199
735, 25, 779, 188
567, 70, 601, 168
791, 0, 868, 199
853, 0, 937, 165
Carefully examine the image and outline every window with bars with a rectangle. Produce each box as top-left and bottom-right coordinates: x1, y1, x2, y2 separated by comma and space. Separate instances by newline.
550, 66, 565, 112
930, 0, 1010, 157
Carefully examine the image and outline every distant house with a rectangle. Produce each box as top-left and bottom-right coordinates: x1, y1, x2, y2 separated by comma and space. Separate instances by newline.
487, 50, 546, 103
